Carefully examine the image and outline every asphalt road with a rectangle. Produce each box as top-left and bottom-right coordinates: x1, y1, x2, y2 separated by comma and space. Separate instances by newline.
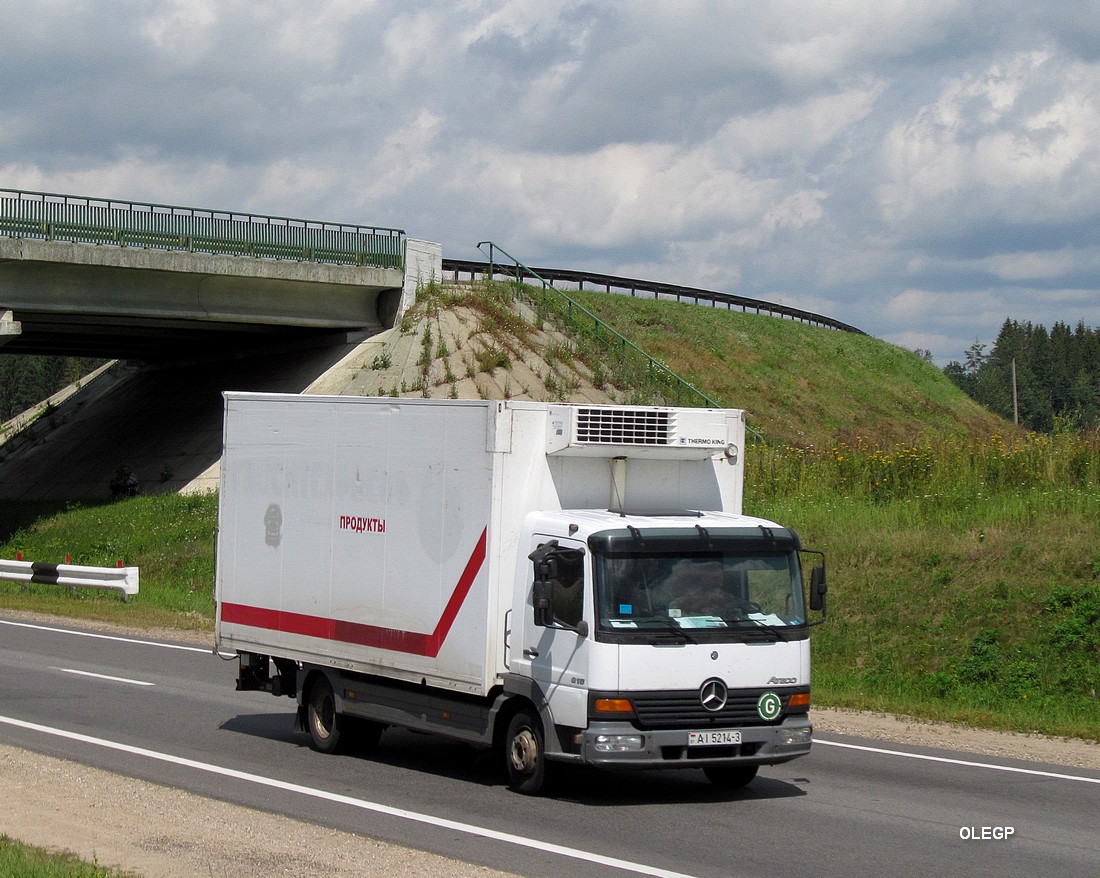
0, 616, 1097, 878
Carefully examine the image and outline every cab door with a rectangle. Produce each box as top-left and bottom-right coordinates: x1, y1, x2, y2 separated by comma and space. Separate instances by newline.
520, 535, 590, 730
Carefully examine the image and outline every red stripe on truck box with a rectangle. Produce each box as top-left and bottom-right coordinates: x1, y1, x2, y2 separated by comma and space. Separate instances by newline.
220, 527, 488, 658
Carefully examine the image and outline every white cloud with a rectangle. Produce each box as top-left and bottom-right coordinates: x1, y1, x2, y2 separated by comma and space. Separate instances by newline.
141, 0, 219, 53
883, 288, 1012, 335
765, 0, 970, 82
971, 250, 1078, 281
714, 84, 884, 162
361, 109, 445, 200
876, 51, 1100, 228
885, 289, 943, 322
3, 1, 1100, 364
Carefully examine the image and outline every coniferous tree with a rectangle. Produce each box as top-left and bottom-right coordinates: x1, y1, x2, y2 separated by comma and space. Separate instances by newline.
0, 355, 105, 422
945, 318, 1100, 431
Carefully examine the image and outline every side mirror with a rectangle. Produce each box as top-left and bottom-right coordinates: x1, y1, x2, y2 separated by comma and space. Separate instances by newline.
532, 564, 554, 627
529, 542, 559, 628
809, 564, 827, 614
528, 540, 586, 631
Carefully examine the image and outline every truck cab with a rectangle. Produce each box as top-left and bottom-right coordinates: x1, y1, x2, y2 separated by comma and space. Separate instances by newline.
505, 510, 824, 792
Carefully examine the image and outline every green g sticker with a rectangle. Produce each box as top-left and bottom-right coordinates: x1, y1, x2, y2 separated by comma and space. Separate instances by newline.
757, 692, 782, 721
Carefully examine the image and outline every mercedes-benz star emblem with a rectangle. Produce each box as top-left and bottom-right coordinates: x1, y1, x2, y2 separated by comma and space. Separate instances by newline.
699, 678, 728, 712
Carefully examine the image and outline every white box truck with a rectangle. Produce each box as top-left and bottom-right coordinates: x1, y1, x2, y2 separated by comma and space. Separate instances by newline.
215, 394, 826, 794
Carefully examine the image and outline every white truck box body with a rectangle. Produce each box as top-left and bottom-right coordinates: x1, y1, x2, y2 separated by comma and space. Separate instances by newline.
215, 394, 746, 697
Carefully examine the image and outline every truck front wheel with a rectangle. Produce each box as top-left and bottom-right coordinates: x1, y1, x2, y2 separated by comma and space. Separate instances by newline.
505, 709, 546, 795
306, 675, 345, 754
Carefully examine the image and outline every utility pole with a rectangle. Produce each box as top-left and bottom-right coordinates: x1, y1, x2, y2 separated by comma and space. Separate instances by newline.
1011, 358, 1019, 425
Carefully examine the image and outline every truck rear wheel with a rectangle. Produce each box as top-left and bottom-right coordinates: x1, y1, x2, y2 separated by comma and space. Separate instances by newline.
505, 709, 546, 795
703, 764, 758, 789
306, 675, 345, 754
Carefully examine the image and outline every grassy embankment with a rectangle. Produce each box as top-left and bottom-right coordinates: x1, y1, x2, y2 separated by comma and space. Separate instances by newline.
0, 835, 135, 878
0, 283, 1097, 741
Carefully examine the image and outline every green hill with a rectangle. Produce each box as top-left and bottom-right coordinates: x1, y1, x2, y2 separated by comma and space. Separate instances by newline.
559, 287, 1009, 446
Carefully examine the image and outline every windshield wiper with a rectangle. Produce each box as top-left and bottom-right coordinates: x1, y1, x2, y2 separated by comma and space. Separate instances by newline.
634, 616, 698, 643
720, 618, 786, 640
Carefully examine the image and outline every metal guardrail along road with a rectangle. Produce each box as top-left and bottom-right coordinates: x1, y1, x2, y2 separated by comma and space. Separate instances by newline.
0, 558, 139, 601
0, 188, 405, 271
444, 258, 865, 335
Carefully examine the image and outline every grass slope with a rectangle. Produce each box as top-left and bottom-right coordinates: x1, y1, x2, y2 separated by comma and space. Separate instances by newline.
562, 289, 1008, 446
0, 835, 136, 878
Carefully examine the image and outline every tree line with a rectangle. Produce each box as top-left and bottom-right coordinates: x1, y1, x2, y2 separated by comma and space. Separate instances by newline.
944, 319, 1100, 432
0, 355, 106, 423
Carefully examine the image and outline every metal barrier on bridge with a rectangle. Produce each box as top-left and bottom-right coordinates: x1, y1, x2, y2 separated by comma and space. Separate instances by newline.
0, 188, 405, 271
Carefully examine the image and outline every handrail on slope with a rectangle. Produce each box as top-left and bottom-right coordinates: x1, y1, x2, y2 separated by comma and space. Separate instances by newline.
476, 241, 721, 410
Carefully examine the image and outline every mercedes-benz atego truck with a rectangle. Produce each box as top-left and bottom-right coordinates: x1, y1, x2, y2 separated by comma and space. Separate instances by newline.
215, 395, 827, 794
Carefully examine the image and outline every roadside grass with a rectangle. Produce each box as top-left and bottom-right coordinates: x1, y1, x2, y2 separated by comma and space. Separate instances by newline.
0, 493, 216, 632
747, 432, 1100, 742
0, 836, 137, 878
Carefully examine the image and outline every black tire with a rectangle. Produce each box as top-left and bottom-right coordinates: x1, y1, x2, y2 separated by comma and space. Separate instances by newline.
704, 764, 758, 789
306, 674, 344, 754
505, 709, 547, 795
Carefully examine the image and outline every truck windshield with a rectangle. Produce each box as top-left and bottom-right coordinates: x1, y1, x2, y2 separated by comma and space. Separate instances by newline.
590, 536, 807, 642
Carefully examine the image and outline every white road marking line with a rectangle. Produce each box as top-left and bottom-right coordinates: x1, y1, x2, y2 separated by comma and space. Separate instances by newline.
0, 714, 701, 878
0, 618, 233, 657
815, 738, 1100, 784
52, 667, 154, 687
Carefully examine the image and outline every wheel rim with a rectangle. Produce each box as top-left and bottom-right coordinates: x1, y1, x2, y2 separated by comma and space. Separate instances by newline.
311, 683, 335, 741
510, 727, 539, 775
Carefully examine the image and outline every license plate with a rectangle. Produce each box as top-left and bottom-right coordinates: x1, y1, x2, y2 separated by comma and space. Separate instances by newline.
688, 729, 742, 746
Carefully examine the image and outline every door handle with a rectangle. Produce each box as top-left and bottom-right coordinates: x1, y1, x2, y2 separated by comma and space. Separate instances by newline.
523, 648, 539, 659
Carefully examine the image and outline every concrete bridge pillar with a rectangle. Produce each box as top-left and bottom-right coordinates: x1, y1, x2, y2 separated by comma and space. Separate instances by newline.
0, 309, 20, 346
387, 239, 443, 325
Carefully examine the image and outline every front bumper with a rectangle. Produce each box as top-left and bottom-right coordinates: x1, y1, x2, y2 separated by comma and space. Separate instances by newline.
576, 716, 812, 769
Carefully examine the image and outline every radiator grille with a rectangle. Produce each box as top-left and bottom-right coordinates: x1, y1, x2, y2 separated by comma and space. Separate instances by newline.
629, 688, 805, 729
574, 408, 672, 446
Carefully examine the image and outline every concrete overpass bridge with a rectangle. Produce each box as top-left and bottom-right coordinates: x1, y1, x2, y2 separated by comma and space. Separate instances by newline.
0, 189, 421, 360
0, 189, 441, 500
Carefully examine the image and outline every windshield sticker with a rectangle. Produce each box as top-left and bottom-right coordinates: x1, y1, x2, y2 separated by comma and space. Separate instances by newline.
675, 615, 728, 629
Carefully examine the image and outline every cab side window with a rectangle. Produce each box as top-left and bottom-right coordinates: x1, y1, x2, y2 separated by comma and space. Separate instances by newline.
552, 548, 584, 628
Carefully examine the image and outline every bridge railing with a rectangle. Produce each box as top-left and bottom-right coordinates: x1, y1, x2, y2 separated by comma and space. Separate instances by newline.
0, 189, 405, 270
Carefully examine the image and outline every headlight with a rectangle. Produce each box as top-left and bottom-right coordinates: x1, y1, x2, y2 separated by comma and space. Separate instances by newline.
594, 734, 645, 752
776, 726, 812, 747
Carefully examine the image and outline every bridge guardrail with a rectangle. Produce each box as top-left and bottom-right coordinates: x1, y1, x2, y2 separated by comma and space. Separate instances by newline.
443, 258, 865, 335
0, 188, 405, 271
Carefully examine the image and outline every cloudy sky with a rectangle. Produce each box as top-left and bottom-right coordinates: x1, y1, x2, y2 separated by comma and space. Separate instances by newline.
3, 1, 1100, 365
